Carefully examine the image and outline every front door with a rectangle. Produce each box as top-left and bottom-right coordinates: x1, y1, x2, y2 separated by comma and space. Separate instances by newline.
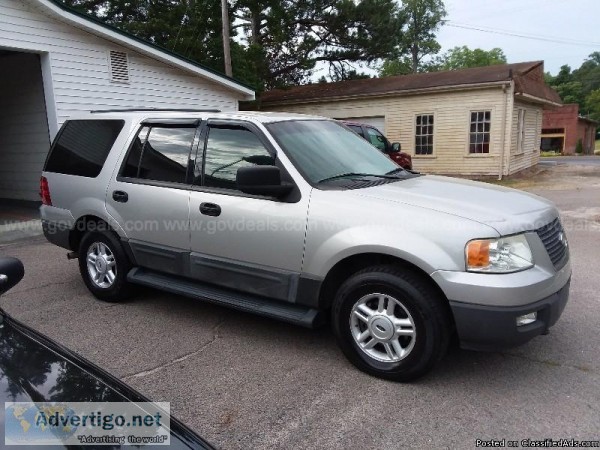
188, 120, 309, 302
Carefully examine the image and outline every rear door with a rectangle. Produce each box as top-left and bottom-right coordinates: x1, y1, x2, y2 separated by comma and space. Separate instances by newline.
106, 119, 200, 275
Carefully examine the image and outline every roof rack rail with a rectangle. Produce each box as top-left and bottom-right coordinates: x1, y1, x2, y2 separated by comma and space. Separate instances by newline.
90, 108, 221, 113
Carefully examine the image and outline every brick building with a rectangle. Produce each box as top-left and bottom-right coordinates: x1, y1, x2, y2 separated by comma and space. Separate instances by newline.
541, 104, 598, 155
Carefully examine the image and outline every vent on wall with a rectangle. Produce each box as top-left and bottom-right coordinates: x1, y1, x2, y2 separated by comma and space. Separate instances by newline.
108, 50, 129, 83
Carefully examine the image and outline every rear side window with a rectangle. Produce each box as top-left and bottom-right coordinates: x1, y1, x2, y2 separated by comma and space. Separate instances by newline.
365, 127, 387, 151
45, 120, 124, 177
121, 126, 196, 184
347, 125, 364, 137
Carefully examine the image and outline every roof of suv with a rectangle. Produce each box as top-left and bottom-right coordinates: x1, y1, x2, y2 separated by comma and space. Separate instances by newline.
74, 110, 324, 124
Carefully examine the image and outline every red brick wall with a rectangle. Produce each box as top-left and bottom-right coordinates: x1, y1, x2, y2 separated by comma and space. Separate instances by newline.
542, 104, 579, 154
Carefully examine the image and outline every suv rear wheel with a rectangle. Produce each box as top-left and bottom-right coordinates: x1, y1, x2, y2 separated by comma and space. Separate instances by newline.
78, 230, 132, 302
332, 265, 450, 381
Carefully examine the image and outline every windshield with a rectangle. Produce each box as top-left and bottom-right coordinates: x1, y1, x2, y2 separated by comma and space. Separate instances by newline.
266, 120, 399, 184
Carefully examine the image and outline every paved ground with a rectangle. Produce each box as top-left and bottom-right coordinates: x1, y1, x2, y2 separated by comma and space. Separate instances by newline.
1, 163, 599, 449
0, 200, 41, 243
542, 156, 600, 166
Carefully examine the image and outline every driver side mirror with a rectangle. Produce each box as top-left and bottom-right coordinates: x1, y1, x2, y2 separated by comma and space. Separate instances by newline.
0, 257, 24, 296
390, 142, 401, 152
236, 166, 293, 198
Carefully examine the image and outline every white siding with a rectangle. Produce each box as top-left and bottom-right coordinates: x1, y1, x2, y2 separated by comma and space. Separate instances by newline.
508, 101, 542, 175
0, 0, 246, 200
0, 0, 242, 131
0, 52, 50, 200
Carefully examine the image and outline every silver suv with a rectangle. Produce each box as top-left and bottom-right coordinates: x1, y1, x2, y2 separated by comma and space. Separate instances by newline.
41, 110, 571, 381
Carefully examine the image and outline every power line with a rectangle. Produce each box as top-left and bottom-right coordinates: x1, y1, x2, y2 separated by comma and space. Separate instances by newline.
445, 22, 600, 48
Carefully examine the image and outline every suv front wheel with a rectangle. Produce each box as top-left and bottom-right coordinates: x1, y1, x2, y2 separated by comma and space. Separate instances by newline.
78, 230, 132, 302
332, 265, 450, 381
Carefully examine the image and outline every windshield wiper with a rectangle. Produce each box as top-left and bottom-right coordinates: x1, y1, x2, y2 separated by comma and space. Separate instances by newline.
385, 167, 407, 175
317, 172, 401, 184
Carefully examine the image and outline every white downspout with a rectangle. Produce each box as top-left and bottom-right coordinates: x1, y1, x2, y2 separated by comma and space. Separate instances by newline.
498, 82, 511, 180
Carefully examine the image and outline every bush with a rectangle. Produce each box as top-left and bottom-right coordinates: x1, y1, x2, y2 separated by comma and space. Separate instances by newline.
575, 139, 583, 154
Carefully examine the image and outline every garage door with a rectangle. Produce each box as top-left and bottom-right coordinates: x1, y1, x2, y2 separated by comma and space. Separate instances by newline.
337, 116, 385, 133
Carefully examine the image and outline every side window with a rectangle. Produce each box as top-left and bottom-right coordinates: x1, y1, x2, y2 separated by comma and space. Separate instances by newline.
366, 127, 387, 151
45, 120, 124, 177
122, 126, 196, 184
347, 125, 364, 137
202, 126, 274, 190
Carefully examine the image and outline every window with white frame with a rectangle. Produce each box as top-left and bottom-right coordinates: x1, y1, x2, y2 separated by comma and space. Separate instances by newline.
415, 114, 434, 155
517, 108, 526, 153
469, 111, 491, 154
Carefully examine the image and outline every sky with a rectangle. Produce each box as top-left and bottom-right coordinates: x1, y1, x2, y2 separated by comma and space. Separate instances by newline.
310, 0, 600, 79
438, 0, 600, 74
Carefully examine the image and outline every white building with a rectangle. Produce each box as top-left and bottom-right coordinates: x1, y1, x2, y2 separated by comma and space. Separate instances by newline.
0, 0, 254, 201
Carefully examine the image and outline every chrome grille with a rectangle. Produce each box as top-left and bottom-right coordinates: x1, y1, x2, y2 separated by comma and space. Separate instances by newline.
536, 218, 569, 269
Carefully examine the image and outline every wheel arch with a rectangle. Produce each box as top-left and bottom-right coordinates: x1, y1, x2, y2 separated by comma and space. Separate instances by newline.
318, 252, 451, 315
69, 215, 118, 252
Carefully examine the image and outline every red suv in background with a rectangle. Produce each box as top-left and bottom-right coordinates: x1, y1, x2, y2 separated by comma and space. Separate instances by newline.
341, 120, 412, 170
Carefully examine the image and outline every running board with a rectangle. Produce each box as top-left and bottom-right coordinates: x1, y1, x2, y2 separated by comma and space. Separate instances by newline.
127, 268, 323, 328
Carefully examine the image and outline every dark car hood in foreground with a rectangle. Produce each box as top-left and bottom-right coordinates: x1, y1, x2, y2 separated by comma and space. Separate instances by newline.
0, 309, 213, 449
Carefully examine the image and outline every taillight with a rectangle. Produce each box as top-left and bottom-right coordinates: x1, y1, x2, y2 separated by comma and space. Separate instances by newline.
40, 176, 52, 206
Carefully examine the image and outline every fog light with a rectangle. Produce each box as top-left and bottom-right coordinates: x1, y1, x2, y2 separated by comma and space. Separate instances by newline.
516, 312, 537, 326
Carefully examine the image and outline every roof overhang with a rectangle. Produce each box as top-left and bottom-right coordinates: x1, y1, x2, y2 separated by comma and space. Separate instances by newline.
261, 81, 510, 107
29, 0, 255, 100
514, 92, 562, 108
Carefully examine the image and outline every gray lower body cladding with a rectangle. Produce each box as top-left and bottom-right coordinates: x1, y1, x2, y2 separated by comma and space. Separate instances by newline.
449, 279, 570, 351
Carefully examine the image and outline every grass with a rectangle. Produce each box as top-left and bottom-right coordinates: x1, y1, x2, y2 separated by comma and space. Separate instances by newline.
540, 150, 561, 157
596, 139, 600, 150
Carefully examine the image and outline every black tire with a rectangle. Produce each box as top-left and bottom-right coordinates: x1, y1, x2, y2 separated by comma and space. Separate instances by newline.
331, 265, 450, 382
78, 230, 132, 302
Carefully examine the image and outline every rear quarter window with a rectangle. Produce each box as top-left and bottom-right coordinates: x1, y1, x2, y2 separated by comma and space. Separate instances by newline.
44, 120, 125, 177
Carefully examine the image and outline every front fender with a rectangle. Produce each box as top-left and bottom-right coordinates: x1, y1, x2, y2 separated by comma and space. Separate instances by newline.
302, 225, 460, 277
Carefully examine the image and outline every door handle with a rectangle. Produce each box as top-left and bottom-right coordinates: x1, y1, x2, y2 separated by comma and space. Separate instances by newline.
112, 190, 129, 203
200, 202, 221, 217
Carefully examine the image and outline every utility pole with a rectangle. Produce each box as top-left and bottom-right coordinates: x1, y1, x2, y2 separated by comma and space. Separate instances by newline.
221, 0, 232, 77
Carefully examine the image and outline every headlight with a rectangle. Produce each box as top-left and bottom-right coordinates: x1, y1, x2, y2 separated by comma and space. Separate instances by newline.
465, 234, 533, 273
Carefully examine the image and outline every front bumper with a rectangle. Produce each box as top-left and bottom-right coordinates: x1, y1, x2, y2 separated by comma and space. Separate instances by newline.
449, 279, 570, 351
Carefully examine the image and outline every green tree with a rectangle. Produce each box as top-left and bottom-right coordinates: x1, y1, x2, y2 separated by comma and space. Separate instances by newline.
400, 0, 446, 73
436, 46, 507, 70
379, 57, 413, 76
233, 0, 403, 88
584, 89, 600, 122
572, 52, 600, 95
546, 56, 600, 113
546, 65, 584, 106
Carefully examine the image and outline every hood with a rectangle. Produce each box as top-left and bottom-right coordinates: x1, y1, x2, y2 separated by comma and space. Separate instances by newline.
351, 175, 557, 235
